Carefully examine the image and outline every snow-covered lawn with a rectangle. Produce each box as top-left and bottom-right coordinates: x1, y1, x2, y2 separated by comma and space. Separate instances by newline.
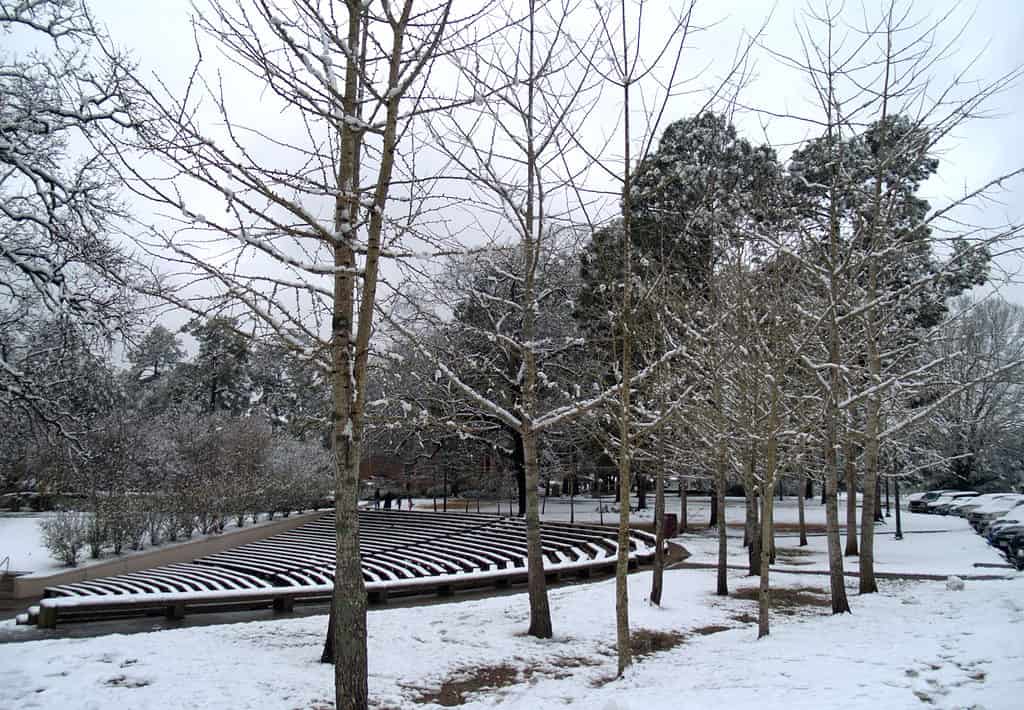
1, 518, 1021, 709
524, 493, 1005, 576
1, 567, 1020, 709
1, 514, 63, 576
677, 501, 1005, 578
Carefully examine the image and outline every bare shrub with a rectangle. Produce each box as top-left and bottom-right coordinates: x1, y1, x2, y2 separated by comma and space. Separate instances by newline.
39, 511, 89, 566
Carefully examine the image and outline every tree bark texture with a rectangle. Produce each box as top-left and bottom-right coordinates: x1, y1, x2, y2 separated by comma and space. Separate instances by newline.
512, 431, 527, 517
649, 423, 666, 606
843, 437, 858, 557
797, 466, 808, 547
758, 480, 774, 638
679, 479, 688, 533
522, 429, 553, 636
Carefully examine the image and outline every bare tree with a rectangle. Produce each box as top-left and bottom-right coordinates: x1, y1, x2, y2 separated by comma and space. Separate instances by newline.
0, 0, 139, 437
773, 0, 1023, 604
110, 2, 483, 707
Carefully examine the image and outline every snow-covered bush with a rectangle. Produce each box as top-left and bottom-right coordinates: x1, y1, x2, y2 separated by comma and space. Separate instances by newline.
85, 515, 106, 559
39, 511, 89, 566
100, 497, 132, 554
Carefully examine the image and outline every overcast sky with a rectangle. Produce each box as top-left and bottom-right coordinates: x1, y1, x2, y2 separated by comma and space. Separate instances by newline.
71, 0, 1024, 313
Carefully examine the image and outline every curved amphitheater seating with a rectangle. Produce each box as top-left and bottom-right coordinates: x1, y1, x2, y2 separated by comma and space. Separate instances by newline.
31, 510, 658, 626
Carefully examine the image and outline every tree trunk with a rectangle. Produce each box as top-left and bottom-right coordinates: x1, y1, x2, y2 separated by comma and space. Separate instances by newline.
758, 479, 774, 638
745, 449, 760, 576
894, 477, 903, 540
798, 465, 808, 547
522, 428, 552, 636
325, 7, 413, 707
759, 385, 780, 637
615, 53, 635, 675
874, 476, 883, 523
743, 486, 753, 548
512, 431, 527, 517
328, 275, 369, 710
715, 438, 728, 596
824, 436, 851, 614
649, 435, 666, 606
709, 492, 718, 528
324, 12, 369, 710
712, 377, 729, 594
519, 4, 553, 634
843, 437, 858, 557
884, 476, 891, 517
320, 608, 336, 663
679, 478, 688, 533
859, 396, 881, 594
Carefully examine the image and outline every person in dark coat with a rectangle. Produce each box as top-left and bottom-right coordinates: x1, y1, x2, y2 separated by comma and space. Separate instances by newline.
384, 491, 393, 510
373, 488, 381, 510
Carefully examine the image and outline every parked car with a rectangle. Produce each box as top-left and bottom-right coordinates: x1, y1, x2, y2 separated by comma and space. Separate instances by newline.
908, 489, 955, 513
985, 515, 1024, 547
1006, 530, 1024, 570
933, 489, 978, 512
954, 493, 1020, 518
924, 491, 979, 514
985, 512, 1024, 543
969, 496, 1024, 531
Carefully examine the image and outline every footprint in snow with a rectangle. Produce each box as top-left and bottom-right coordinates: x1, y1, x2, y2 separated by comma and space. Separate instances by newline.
103, 674, 151, 689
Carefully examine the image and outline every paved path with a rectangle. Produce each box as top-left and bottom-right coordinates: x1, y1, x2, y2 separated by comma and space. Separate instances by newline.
666, 560, 1013, 581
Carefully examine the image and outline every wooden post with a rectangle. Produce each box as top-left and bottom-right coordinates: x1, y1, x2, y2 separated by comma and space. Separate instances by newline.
38, 605, 58, 629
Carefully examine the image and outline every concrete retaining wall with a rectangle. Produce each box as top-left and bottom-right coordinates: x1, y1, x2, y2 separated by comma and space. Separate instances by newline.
2, 510, 327, 600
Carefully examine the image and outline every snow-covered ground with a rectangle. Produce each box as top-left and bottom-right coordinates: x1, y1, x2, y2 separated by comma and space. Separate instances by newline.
1, 514, 63, 576
1, 505, 1021, 709
674, 498, 1006, 578
0, 512, 285, 578
488, 491, 857, 527
1, 566, 1020, 708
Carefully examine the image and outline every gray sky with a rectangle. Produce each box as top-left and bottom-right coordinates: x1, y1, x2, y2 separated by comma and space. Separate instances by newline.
78, 0, 1024, 313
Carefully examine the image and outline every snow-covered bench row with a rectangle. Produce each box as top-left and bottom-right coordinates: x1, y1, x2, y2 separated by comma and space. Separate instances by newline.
30, 510, 658, 627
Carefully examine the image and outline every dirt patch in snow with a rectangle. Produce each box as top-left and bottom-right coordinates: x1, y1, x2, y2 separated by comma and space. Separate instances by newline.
773, 547, 816, 565
410, 663, 519, 706
630, 628, 688, 657
408, 654, 604, 706
730, 585, 832, 615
